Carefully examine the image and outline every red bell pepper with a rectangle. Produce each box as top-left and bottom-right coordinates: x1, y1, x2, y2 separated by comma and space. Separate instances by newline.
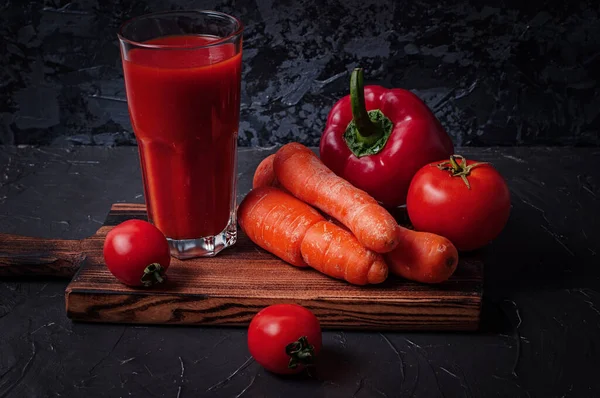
320, 68, 454, 207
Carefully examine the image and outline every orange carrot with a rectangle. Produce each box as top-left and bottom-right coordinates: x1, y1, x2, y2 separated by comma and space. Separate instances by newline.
253, 154, 281, 189
273, 142, 398, 253
384, 226, 458, 284
301, 221, 388, 285
238, 186, 389, 284
238, 186, 324, 267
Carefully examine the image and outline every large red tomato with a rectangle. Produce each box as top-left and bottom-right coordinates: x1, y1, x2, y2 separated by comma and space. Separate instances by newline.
248, 304, 322, 375
103, 219, 171, 287
406, 155, 511, 252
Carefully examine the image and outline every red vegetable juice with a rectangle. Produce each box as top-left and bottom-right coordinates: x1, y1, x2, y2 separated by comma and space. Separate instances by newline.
122, 35, 242, 242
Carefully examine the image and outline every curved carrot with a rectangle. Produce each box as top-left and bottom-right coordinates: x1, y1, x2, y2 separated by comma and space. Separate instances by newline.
238, 186, 324, 267
253, 154, 280, 189
301, 221, 388, 285
384, 226, 458, 284
273, 142, 398, 253
238, 187, 388, 284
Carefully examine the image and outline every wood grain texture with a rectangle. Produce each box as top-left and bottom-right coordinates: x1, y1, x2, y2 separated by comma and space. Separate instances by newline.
64, 203, 483, 330
0, 234, 85, 278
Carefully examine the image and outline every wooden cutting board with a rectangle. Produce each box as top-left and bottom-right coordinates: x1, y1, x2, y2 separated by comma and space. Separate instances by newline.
1, 203, 483, 330
67, 203, 483, 330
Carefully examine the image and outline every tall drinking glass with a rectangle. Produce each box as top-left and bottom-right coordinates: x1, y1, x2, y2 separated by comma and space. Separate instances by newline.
118, 11, 243, 259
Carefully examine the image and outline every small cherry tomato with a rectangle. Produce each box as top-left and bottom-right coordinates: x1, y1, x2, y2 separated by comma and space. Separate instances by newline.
407, 155, 511, 252
103, 219, 171, 287
248, 304, 322, 375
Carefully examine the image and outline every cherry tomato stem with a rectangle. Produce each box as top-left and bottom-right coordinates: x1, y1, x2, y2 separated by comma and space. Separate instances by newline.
141, 263, 166, 287
285, 336, 316, 369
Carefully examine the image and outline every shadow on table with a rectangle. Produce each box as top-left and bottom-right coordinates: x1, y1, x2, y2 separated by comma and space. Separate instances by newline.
313, 346, 357, 382
251, 346, 356, 387
465, 192, 598, 335
479, 196, 596, 294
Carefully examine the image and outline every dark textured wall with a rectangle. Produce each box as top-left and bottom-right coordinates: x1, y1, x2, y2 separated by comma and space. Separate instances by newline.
1, 0, 599, 147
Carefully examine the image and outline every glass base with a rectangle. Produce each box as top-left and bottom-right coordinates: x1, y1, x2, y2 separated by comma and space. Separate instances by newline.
167, 215, 237, 259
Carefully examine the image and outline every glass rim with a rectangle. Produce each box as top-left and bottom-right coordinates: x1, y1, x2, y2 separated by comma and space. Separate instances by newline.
117, 10, 243, 50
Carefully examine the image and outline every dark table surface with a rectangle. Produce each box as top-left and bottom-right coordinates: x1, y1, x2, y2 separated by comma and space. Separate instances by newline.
0, 145, 599, 397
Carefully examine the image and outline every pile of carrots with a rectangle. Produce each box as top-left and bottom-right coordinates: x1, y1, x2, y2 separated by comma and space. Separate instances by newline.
238, 142, 459, 286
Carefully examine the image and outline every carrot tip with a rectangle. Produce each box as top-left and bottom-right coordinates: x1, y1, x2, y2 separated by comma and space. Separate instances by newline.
367, 260, 389, 284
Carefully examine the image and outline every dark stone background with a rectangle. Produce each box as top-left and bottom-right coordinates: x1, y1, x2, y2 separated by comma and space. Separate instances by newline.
1, 0, 599, 147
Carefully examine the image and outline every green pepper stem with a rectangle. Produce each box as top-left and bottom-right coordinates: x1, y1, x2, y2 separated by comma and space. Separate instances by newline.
350, 68, 384, 145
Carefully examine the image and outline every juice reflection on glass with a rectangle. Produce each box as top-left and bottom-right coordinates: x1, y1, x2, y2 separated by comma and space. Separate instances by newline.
118, 11, 243, 259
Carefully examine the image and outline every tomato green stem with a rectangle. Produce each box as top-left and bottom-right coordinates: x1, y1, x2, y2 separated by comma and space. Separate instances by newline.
437, 155, 489, 189
449, 154, 461, 170
285, 336, 315, 369
141, 263, 166, 287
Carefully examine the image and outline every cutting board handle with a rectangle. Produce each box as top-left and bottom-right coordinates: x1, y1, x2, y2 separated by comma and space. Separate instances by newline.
0, 234, 84, 278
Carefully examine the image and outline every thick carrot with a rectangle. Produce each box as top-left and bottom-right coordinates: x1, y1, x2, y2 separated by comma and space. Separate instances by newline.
238, 186, 389, 284
384, 226, 458, 284
238, 186, 324, 267
301, 221, 388, 285
273, 142, 398, 253
253, 154, 280, 189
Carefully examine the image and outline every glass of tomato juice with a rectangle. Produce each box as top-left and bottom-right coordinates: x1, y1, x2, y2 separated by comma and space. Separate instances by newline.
118, 11, 243, 259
